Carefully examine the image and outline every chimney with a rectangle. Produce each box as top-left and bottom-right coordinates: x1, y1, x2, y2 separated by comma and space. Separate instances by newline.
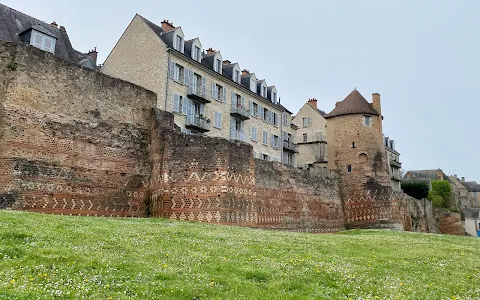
206, 47, 216, 55
436, 169, 443, 180
242, 69, 250, 76
161, 19, 175, 32
372, 93, 381, 115
50, 21, 58, 28
307, 98, 318, 109
87, 47, 98, 64
222, 60, 231, 65
461, 177, 465, 183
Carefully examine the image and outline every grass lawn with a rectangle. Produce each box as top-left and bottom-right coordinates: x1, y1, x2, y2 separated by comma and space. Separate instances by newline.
0, 211, 479, 299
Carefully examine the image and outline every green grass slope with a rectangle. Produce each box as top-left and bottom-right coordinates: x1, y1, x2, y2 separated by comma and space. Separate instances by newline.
0, 211, 479, 299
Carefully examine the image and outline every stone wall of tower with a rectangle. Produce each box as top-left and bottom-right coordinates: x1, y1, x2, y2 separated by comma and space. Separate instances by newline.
326, 105, 402, 229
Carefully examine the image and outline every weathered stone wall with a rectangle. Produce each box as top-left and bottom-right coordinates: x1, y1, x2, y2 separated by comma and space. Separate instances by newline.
149, 110, 345, 232
0, 42, 156, 216
396, 194, 439, 233
435, 209, 465, 235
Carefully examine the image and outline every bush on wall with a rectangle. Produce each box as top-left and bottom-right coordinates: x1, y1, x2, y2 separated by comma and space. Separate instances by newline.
401, 180, 430, 200
429, 180, 452, 208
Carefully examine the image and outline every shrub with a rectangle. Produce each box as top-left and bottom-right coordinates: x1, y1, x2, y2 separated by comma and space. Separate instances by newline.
401, 180, 429, 200
428, 190, 445, 207
430, 180, 452, 207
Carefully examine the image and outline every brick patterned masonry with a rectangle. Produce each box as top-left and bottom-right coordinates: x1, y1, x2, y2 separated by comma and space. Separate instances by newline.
0, 42, 458, 233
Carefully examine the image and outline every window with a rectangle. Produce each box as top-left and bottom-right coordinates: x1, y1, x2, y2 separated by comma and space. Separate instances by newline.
175, 35, 183, 52
303, 133, 308, 143
193, 46, 201, 61
347, 165, 352, 173
214, 112, 222, 129
252, 103, 259, 117
271, 135, 280, 149
211, 82, 226, 102
303, 117, 312, 127
359, 153, 368, 163
272, 92, 277, 103
262, 131, 268, 145
174, 64, 185, 83
263, 108, 269, 122
352, 142, 356, 148
234, 70, 240, 83
251, 127, 257, 141
215, 59, 222, 73
262, 154, 269, 161
364, 115, 372, 127
250, 79, 256, 92
30, 31, 56, 53
173, 94, 186, 114
273, 112, 279, 126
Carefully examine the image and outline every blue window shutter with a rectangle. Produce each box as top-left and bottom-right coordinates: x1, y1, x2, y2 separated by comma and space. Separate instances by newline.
231, 91, 235, 106
183, 68, 189, 85
201, 77, 206, 94
181, 96, 187, 115
222, 87, 227, 103
173, 94, 180, 112
241, 96, 245, 107
249, 101, 253, 116
169, 60, 175, 79
270, 134, 274, 147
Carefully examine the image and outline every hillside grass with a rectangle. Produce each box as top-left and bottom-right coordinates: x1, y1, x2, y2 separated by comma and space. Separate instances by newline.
0, 211, 479, 299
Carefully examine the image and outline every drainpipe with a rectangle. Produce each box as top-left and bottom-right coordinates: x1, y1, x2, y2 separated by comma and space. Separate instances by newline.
165, 50, 171, 111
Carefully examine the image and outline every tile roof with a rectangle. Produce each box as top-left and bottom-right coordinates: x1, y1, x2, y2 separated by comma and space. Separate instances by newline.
324, 89, 379, 118
404, 169, 449, 181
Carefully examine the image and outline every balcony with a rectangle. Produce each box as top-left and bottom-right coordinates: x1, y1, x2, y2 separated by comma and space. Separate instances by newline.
283, 141, 298, 153
390, 160, 402, 168
230, 130, 246, 142
187, 86, 210, 104
391, 173, 402, 181
186, 116, 210, 133
298, 134, 327, 144
230, 105, 250, 120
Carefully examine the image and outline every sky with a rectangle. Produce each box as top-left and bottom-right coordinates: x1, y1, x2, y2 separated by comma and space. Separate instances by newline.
3, 0, 479, 181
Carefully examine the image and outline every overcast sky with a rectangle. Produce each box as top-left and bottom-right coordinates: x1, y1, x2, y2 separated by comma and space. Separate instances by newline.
3, 0, 479, 181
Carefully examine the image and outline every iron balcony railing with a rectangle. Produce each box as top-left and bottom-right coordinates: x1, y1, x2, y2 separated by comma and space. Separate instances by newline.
187, 86, 210, 103
230, 105, 250, 119
390, 160, 402, 168
391, 173, 402, 181
186, 116, 210, 132
231, 130, 246, 142
299, 134, 327, 143
283, 141, 298, 152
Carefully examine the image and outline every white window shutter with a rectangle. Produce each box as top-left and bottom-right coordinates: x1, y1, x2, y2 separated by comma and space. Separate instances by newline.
222, 87, 226, 103
249, 101, 254, 116
211, 82, 216, 99
183, 68, 189, 85
231, 91, 235, 106
200, 104, 205, 116
241, 96, 245, 107
270, 134, 274, 147
201, 77, 206, 93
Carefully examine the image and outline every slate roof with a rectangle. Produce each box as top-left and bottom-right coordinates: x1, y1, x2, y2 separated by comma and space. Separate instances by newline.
464, 181, 480, 192
324, 89, 379, 118
404, 169, 449, 182
0, 3, 89, 65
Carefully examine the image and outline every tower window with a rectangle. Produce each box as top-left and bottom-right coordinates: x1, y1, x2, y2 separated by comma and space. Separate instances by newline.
347, 165, 352, 173
352, 142, 356, 148
364, 115, 372, 127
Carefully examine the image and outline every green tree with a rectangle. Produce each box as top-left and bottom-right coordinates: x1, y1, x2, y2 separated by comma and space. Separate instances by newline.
401, 181, 430, 200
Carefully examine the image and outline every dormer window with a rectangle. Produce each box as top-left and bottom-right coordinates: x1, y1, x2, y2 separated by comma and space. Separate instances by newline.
215, 59, 222, 73
262, 86, 267, 98
193, 46, 201, 61
234, 70, 240, 83
174, 35, 184, 53
272, 91, 277, 103
30, 30, 56, 53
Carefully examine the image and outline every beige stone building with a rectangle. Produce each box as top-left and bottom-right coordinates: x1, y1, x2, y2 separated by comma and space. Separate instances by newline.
292, 98, 328, 168
384, 136, 402, 191
102, 15, 296, 165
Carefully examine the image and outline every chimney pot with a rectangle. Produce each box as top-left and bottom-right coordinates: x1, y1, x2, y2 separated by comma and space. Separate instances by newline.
461, 177, 465, 183
161, 19, 175, 32
87, 47, 98, 65
50, 21, 58, 28
308, 98, 318, 109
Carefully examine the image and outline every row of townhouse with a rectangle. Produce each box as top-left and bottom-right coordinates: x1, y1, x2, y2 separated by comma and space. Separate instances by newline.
102, 15, 297, 165
1, 4, 399, 174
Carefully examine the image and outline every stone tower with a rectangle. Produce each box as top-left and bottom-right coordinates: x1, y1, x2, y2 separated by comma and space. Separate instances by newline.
325, 90, 402, 229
